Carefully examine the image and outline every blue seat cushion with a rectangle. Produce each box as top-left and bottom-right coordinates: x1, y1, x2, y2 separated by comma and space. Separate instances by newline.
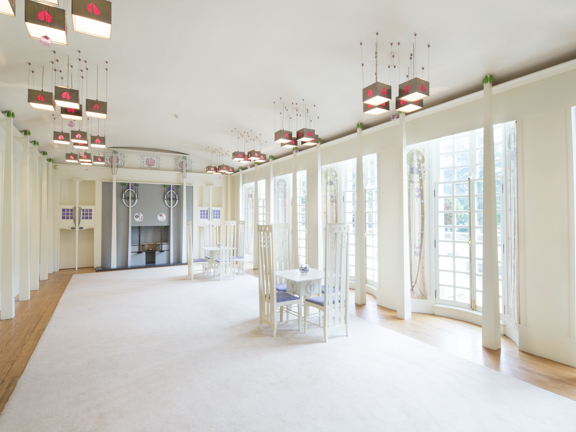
276, 284, 287, 292
305, 295, 341, 307
205, 256, 210, 260
193, 258, 208, 263
266, 292, 299, 303
321, 285, 340, 294
215, 258, 232, 263
234, 256, 244, 260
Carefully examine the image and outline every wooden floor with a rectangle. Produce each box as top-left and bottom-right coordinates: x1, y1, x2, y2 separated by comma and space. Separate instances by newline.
1, 265, 575, 417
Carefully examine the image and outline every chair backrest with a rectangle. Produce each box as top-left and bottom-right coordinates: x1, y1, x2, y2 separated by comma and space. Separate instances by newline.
324, 223, 349, 329
237, 221, 245, 258
258, 225, 276, 326
273, 223, 291, 286
223, 221, 236, 248
205, 222, 220, 248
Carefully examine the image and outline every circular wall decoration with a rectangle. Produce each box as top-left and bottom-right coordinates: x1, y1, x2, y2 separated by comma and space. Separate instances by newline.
157, 213, 166, 222
134, 213, 144, 222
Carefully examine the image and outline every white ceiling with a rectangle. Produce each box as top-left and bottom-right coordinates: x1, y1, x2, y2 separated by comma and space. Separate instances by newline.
1, 0, 576, 168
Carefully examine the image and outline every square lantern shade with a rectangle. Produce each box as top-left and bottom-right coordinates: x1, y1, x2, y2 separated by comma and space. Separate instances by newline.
206, 165, 217, 174
79, 152, 92, 163
255, 154, 267, 164
247, 150, 261, 161
65, 153, 79, 163
53, 131, 70, 144
396, 97, 424, 113
363, 101, 390, 116
61, 105, 83, 120
90, 135, 106, 148
71, 130, 88, 144
217, 164, 227, 174
296, 128, 315, 142
274, 129, 292, 144
25, 0, 67, 46
28, 89, 54, 111
55, 86, 80, 109
232, 151, 245, 162
281, 137, 297, 149
85, 99, 107, 119
93, 154, 105, 165
398, 77, 430, 102
363, 81, 392, 105
72, 0, 112, 39
240, 154, 251, 164
0, 0, 16, 17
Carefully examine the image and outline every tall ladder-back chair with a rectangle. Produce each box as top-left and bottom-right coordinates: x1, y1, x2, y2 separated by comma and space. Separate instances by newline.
216, 221, 236, 280
304, 223, 350, 342
234, 221, 246, 274
258, 225, 301, 336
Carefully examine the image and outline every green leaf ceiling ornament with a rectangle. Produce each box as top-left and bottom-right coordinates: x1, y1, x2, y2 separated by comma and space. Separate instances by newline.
42, 151, 47, 155
482, 75, 494, 85
24, 130, 31, 136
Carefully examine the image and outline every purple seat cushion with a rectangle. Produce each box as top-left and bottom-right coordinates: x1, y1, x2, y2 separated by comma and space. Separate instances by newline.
276, 284, 287, 292
266, 292, 299, 303
305, 295, 341, 307
193, 258, 208, 263
234, 256, 244, 260
321, 285, 340, 294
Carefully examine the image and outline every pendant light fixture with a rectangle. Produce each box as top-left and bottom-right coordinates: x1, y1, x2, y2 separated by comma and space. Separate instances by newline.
0, 0, 16, 17
93, 154, 105, 165
86, 62, 108, 119
25, 0, 67, 46
361, 34, 392, 110
364, 101, 390, 115
247, 131, 262, 161
205, 148, 217, 174
27, 64, 54, 111
66, 152, 79, 163
398, 34, 430, 102
231, 129, 245, 162
396, 97, 423, 113
61, 106, 83, 120
55, 57, 80, 109
72, 0, 112, 40
301, 108, 320, 147
296, 100, 315, 143
254, 135, 267, 164
79, 152, 92, 165
274, 99, 292, 145
53, 114, 70, 144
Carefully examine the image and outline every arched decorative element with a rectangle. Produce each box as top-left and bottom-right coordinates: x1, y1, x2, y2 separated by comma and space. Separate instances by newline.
164, 185, 179, 208
322, 167, 338, 226
275, 178, 287, 224
122, 183, 138, 208
407, 148, 427, 299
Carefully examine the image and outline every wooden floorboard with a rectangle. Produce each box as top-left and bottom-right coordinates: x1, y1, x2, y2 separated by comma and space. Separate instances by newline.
1, 265, 575, 417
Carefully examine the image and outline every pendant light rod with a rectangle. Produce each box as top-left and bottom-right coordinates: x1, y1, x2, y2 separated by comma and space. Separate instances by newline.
375, 32, 379, 82
360, 42, 364, 89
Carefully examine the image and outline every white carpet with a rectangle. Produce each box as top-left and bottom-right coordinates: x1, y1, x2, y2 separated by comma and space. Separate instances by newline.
1, 267, 575, 432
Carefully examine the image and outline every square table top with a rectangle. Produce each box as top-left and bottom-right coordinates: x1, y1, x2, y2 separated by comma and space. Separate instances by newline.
275, 268, 324, 282
204, 246, 234, 251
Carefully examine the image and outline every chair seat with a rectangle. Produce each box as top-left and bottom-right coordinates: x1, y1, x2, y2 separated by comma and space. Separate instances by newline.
305, 295, 341, 307
276, 284, 287, 292
267, 292, 299, 303
193, 258, 208, 263
205, 256, 210, 260
233, 256, 245, 260
215, 259, 232, 263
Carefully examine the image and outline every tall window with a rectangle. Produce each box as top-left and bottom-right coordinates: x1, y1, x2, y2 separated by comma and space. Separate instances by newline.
274, 177, 288, 224
363, 154, 378, 286
258, 179, 266, 225
296, 170, 307, 265
345, 160, 356, 279
435, 126, 505, 313
244, 183, 254, 254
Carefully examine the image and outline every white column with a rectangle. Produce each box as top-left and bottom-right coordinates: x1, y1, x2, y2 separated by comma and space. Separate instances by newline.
397, 113, 412, 320
317, 142, 324, 272
30, 147, 40, 290
47, 160, 54, 273
226, 172, 231, 221
253, 178, 259, 270
18, 138, 30, 301
182, 175, 187, 263
39, 155, 49, 281
111, 175, 117, 269
53, 175, 60, 272
75, 179, 79, 271
268, 158, 273, 224
355, 126, 367, 305
482, 75, 501, 350
291, 153, 298, 267
238, 169, 243, 221
94, 180, 102, 268
1, 117, 16, 319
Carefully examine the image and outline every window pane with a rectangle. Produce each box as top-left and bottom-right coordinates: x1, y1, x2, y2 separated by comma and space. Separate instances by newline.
455, 152, 470, 166
439, 242, 453, 256
456, 167, 471, 181
455, 273, 470, 288
440, 140, 453, 153
455, 197, 469, 211
439, 198, 453, 211
455, 243, 469, 257
456, 288, 470, 304
455, 258, 470, 273
439, 257, 454, 271
454, 182, 469, 196
439, 271, 454, 285
439, 227, 453, 241
440, 286, 454, 300
440, 169, 454, 182
440, 155, 453, 168
439, 184, 453, 197
455, 228, 469, 242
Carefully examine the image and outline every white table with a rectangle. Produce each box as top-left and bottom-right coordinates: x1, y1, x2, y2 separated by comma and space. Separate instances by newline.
204, 246, 235, 280
275, 268, 324, 301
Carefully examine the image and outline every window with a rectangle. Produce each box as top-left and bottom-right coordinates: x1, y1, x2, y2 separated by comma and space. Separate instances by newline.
243, 183, 255, 254
363, 154, 378, 286
345, 160, 356, 278
274, 177, 289, 224
435, 126, 505, 313
258, 179, 266, 225
296, 170, 307, 265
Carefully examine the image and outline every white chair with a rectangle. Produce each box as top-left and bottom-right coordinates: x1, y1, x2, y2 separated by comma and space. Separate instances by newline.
202, 222, 220, 276
304, 223, 349, 342
216, 221, 236, 280
234, 221, 246, 274
258, 225, 301, 336
274, 223, 291, 292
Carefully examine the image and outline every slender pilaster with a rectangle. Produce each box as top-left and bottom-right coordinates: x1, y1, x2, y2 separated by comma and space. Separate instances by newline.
253, 178, 259, 270
47, 159, 54, 273
53, 174, 60, 271
268, 157, 273, 224
482, 75, 501, 350
355, 125, 367, 305
1, 117, 16, 319
317, 142, 324, 272
39, 156, 49, 281
30, 147, 40, 290
94, 180, 102, 268
398, 113, 412, 319
75, 179, 79, 270
291, 153, 298, 267
111, 174, 117, 269
182, 175, 187, 263
19, 138, 31, 301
